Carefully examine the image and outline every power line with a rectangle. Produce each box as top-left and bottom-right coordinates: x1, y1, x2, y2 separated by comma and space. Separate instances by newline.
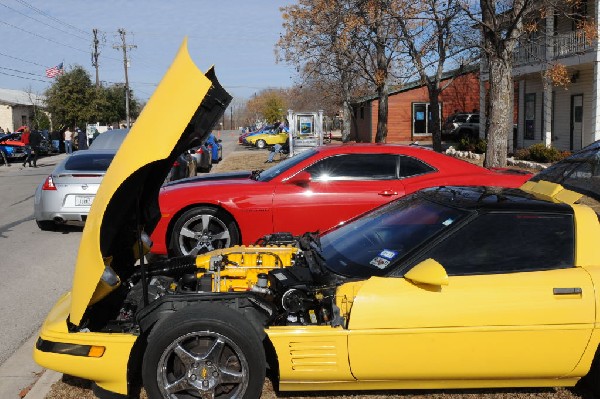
0, 65, 44, 77
0, 51, 49, 68
0, 19, 89, 54
0, 70, 47, 83
0, 1, 89, 42
12, 0, 88, 36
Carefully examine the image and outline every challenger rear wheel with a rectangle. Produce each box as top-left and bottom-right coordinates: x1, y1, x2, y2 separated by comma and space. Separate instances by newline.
170, 207, 240, 257
142, 305, 266, 399
256, 140, 266, 149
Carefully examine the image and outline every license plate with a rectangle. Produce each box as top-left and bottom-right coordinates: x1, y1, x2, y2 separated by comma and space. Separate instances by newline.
75, 196, 94, 206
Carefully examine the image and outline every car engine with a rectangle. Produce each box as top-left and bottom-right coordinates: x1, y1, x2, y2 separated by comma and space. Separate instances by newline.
90, 232, 350, 334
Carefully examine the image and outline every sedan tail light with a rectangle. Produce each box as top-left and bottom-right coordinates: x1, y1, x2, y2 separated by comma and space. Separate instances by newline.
42, 175, 57, 191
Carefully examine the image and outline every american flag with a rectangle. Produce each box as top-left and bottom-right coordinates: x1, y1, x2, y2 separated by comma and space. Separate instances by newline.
45, 63, 63, 78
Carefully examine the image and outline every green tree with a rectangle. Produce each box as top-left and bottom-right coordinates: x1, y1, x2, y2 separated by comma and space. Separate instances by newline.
45, 65, 141, 129
45, 65, 94, 129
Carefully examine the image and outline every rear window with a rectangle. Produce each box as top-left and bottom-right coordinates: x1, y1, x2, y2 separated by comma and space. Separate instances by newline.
64, 153, 114, 171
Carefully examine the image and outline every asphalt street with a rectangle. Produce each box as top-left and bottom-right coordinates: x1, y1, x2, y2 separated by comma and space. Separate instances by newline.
0, 130, 241, 398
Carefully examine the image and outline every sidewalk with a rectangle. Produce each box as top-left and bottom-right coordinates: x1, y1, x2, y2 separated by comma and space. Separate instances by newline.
0, 333, 60, 399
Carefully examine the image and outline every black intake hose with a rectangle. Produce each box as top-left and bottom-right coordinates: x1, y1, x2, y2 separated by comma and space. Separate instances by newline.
129, 256, 200, 284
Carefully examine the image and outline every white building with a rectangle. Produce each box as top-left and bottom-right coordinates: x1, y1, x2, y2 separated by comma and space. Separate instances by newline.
480, 1, 599, 152
0, 88, 46, 132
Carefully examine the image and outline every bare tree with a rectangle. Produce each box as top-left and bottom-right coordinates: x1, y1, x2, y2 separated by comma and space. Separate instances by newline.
395, 0, 477, 152
463, 0, 594, 167
278, 0, 363, 141
352, 0, 405, 142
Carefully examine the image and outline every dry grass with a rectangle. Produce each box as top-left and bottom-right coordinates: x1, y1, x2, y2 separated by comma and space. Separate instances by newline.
46, 147, 586, 399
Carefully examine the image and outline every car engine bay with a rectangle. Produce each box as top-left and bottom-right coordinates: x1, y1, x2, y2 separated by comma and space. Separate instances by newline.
79, 232, 354, 334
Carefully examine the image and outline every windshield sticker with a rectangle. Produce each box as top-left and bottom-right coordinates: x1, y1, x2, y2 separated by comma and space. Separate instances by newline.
442, 218, 454, 226
379, 250, 397, 260
370, 256, 390, 269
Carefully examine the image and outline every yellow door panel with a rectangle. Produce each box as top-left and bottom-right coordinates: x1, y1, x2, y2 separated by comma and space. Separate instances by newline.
348, 268, 594, 380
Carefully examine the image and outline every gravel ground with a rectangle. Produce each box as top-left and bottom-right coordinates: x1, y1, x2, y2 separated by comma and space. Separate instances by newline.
45, 148, 594, 399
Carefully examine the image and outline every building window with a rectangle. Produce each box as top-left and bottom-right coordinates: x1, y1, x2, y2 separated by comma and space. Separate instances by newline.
21, 115, 27, 126
360, 106, 364, 119
525, 93, 535, 140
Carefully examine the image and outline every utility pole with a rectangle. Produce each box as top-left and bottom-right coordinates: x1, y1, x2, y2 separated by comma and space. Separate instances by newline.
91, 29, 100, 88
113, 29, 136, 128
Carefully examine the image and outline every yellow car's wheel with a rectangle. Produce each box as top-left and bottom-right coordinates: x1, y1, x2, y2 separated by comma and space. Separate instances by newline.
256, 139, 266, 149
142, 305, 266, 399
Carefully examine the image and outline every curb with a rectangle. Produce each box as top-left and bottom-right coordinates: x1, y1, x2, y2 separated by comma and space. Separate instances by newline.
24, 369, 61, 399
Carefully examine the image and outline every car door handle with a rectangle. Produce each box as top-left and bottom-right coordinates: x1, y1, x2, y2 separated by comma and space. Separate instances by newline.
378, 190, 398, 196
553, 288, 582, 295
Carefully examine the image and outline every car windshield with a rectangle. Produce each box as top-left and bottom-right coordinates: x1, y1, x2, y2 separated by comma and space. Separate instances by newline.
319, 195, 468, 278
64, 152, 115, 171
255, 149, 317, 182
454, 115, 469, 123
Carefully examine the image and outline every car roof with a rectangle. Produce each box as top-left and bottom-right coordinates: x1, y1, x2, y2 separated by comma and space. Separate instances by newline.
419, 186, 574, 213
88, 129, 129, 150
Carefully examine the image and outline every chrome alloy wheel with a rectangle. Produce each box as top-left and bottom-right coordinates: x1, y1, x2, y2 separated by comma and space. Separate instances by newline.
157, 331, 249, 399
178, 214, 231, 255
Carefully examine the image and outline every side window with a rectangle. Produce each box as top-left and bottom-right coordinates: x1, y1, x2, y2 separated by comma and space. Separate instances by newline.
423, 212, 574, 275
470, 115, 479, 123
399, 155, 435, 178
305, 154, 397, 181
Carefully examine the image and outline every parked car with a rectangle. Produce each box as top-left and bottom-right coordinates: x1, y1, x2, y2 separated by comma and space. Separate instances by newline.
0, 133, 25, 159
33, 149, 116, 230
238, 124, 273, 144
443, 112, 479, 138
31, 46, 600, 399
165, 152, 196, 183
151, 143, 532, 257
245, 129, 289, 149
205, 133, 222, 162
90, 128, 197, 182
189, 144, 212, 173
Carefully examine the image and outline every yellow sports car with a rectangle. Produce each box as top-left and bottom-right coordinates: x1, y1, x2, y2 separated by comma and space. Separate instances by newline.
34, 39, 600, 399
245, 129, 288, 149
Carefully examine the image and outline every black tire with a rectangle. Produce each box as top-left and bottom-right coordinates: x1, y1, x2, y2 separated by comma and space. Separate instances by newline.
36, 220, 55, 231
169, 207, 240, 257
142, 305, 266, 399
256, 140, 266, 149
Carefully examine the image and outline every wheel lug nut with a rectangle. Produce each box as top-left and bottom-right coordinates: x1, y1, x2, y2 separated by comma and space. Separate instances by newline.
190, 374, 197, 381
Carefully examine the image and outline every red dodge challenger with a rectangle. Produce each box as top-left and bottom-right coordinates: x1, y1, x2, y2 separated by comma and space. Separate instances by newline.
150, 144, 532, 257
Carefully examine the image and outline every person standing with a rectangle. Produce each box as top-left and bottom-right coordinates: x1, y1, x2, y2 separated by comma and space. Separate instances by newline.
50, 130, 61, 153
64, 127, 74, 154
20, 127, 31, 167
77, 128, 88, 150
28, 130, 42, 167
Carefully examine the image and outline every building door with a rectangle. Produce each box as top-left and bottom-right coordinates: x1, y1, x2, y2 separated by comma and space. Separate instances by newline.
571, 94, 583, 151
412, 103, 441, 137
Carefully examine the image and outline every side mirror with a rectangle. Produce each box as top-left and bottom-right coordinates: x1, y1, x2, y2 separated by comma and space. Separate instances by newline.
285, 171, 311, 186
404, 258, 448, 287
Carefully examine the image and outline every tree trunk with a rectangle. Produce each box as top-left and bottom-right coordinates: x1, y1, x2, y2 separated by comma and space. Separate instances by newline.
342, 98, 352, 142
375, 82, 388, 143
484, 57, 513, 168
428, 85, 442, 152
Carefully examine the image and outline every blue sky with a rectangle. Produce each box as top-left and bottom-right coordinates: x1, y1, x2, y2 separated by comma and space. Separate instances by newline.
0, 1, 295, 101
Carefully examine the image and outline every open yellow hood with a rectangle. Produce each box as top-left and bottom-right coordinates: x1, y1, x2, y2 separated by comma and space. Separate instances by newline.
69, 39, 231, 325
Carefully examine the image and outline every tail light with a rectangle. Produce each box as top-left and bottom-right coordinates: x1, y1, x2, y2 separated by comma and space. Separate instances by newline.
195, 148, 204, 154
173, 161, 181, 167
42, 175, 57, 191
